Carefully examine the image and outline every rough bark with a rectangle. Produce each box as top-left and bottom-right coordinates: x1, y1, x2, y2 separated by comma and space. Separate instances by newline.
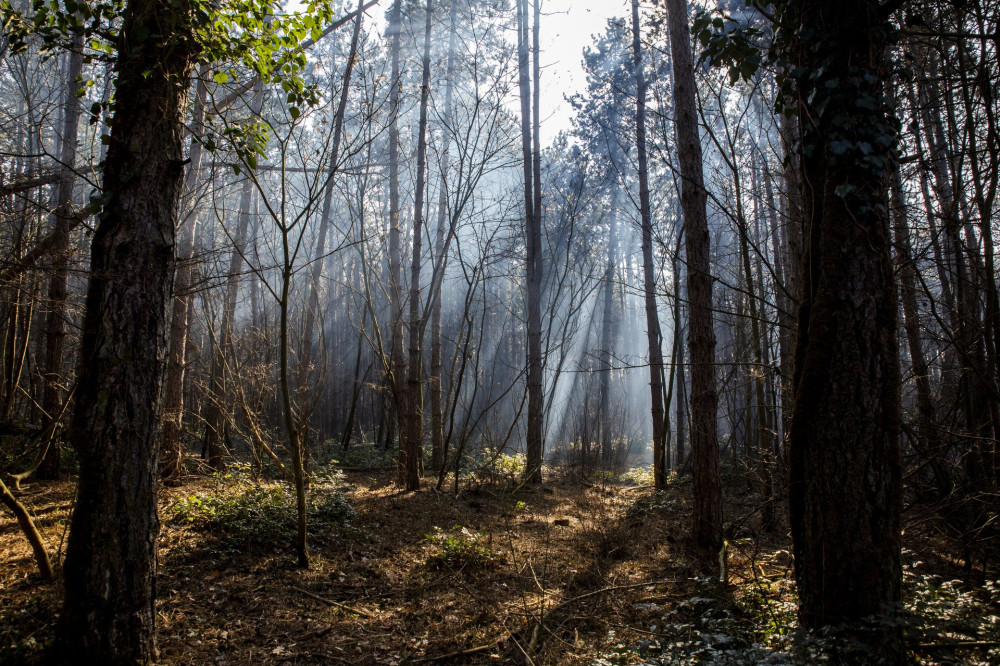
785, 1, 903, 648
56, 0, 197, 659
665, 0, 721, 555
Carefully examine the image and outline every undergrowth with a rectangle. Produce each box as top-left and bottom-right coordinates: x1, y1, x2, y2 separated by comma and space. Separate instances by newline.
425, 525, 506, 570
329, 443, 396, 469
168, 463, 353, 552
597, 548, 1000, 665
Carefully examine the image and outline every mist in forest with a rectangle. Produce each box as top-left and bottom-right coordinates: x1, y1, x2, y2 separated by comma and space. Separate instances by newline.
3, 0, 1000, 662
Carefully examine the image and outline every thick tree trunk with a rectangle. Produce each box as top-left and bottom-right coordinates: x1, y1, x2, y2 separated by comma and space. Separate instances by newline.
665, 0, 721, 555
785, 1, 903, 650
57, 0, 197, 660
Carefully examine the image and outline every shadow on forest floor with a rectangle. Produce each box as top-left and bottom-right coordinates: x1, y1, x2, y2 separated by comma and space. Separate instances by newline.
2, 466, 999, 664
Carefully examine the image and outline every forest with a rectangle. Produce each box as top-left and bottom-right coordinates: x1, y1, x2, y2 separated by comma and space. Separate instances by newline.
0, 0, 999, 663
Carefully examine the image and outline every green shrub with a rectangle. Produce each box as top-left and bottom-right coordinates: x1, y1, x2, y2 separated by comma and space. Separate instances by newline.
621, 464, 656, 486
596, 552, 1000, 664
426, 525, 504, 570
168, 464, 353, 551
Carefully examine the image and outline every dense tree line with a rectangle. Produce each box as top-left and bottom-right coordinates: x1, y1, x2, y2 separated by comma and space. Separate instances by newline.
0, 0, 997, 661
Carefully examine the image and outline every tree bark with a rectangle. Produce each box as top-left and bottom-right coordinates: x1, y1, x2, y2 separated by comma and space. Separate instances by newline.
665, 0, 721, 555
785, 1, 903, 650
632, 0, 668, 490
57, 0, 197, 659
386, 0, 406, 475
516, 0, 543, 483
598, 203, 620, 464
399, 0, 434, 491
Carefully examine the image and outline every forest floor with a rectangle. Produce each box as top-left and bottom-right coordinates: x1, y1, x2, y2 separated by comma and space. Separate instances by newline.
2, 463, 998, 665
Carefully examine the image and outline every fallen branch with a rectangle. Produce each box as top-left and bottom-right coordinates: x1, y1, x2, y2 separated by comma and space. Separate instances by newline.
0, 475, 53, 581
292, 586, 374, 618
9, 382, 77, 490
528, 579, 677, 655
919, 640, 1000, 649
413, 636, 509, 663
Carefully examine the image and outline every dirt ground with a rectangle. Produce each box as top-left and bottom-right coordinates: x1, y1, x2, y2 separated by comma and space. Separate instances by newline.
0, 468, 992, 664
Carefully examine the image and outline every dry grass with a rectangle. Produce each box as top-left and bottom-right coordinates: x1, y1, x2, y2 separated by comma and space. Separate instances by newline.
1, 469, 711, 664
3, 468, 995, 664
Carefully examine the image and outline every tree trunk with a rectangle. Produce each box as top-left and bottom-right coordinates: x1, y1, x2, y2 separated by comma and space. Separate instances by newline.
890, 166, 951, 498
665, 0, 721, 555
386, 0, 405, 468
517, 0, 543, 483
57, 0, 197, 659
598, 203, 620, 464
399, 0, 434, 491
784, 1, 903, 651
632, 0, 668, 489
672, 242, 687, 470
430, 0, 459, 472
298, 0, 364, 444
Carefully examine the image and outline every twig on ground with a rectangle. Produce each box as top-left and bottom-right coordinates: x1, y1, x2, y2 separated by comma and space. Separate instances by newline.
292, 586, 375, 618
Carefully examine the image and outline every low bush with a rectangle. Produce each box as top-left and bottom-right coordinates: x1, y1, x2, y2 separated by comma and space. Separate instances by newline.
425, 525, 505, 570
169, 463, 353, 551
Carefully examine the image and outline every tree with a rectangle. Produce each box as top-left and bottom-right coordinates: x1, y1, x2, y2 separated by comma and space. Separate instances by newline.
55, 0, 199, 659
631, 0, 668, 489
664, 0, 722, 557
516, 0, 543, 483
399, 0, 434, 491
780, 0, 903, 648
